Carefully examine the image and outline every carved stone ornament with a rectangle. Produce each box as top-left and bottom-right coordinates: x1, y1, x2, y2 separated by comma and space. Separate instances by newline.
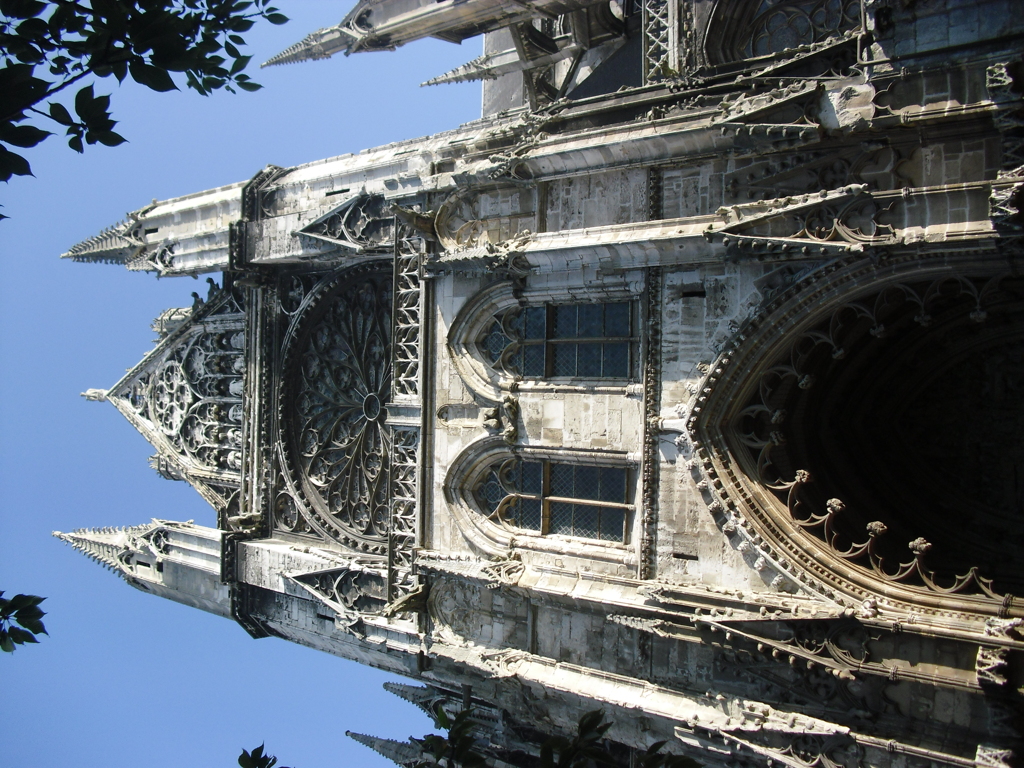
482, 395, 520, 445
278, 263, 393, 552
288, 565, 388, 638
297, 193, 396, 252
104, 287, 245, 510
427, 578, 479, 642
689, 251, 1024, 623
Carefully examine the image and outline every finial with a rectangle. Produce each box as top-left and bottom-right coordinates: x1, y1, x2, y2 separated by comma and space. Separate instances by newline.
346, 731, 424, 767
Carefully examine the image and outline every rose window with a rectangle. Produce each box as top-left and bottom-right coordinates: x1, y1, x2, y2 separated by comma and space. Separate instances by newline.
281, 266, 393, 549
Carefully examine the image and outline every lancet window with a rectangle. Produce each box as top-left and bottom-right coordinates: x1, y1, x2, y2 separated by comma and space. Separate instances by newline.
481, 302, 637, 380
474, 458, 632, 542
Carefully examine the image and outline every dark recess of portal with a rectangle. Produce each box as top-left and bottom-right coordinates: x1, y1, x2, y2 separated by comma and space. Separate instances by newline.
746, 276, 1024, 594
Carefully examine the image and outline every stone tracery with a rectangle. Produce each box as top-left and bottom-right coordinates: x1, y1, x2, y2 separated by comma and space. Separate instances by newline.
279, 264, 393, 550
705, 0, 861, 65
106, 289, 246, 501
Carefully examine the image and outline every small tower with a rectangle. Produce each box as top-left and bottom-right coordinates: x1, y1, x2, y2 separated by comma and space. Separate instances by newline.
345, 732, 425, 767
54, 521, 232, 619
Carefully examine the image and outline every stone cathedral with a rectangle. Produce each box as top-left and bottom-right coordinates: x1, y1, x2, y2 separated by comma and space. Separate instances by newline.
55, 0, 1024, 766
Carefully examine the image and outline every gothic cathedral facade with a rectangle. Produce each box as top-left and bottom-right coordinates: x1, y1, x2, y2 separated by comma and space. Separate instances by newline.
57, 1, 1024, 765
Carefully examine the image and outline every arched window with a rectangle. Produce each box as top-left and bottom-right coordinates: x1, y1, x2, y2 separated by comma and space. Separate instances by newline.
705, 0, 861, 65
474, 457, 633, 543
481, 302, 637, 380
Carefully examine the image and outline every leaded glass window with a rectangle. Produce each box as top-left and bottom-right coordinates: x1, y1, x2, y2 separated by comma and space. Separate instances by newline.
474, 458, 632, 542
481, 302, 636, 380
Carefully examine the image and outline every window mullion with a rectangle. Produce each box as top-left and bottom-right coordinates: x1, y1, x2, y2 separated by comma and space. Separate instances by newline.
541, 461, 552, 534
546, 496, 632, 509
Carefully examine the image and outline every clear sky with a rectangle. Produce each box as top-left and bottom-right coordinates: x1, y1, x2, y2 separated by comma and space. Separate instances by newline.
0, 4, 480, 765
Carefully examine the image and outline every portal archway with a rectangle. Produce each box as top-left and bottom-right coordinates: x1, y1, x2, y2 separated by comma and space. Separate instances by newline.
691, 252, 1024, 620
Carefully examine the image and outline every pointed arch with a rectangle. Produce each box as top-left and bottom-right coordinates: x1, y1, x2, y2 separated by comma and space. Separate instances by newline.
443, 437, 637, 563
447, 278, 644, 403
688, 251, 1024, 624
104, 287, 245, 512
704, 0, 861, 66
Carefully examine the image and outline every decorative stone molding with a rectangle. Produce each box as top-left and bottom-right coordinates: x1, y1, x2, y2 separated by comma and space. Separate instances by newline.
639, 266, 662, 580
103, 285, 245, 513
688, 250, 1024, 627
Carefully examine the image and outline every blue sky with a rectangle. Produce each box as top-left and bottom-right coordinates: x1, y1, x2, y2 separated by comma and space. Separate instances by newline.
0, 4, 480, 765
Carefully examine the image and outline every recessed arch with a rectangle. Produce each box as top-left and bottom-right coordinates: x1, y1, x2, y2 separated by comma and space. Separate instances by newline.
690, 251, 1024, 623
704, 0, 861, 66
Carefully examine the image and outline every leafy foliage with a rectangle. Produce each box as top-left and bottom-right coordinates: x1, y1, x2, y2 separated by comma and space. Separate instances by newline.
538, 711, 701, 768
414, 707, 702, 768
0, 0, 289, 205
626, 739, 701, 768
238, 743, 290, 768
0, 591, 47, 652
414, 706, 488, 768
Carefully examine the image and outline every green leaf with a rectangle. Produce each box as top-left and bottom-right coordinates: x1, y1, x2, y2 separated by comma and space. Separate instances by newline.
14, 604, 44, 620
0, 122, 49, 148
68, 134, 83, 153
0, 63, 49, 115
74, 85, 97, 119
16, 616, 47, 635
7, 595, 45, 616
0, 0, 47, 19
229, 54, 251, 75
49, 102, 74, 125
7, 626, 38, 644
95, 130, 126, 147
129, 60, 177, 92
0, 631, 14, 652
0, 143, 33, 180
266, 13, 288, 25
235, 79, 261, 92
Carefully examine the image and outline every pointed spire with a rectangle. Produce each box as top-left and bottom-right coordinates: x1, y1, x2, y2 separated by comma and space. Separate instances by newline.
261, 25, 357, 67
61, 217, 140, 264
61, 204, 154, 264
346, 731, 424, 767
383, 681, 440, 716
422, 54, 503, 86
52, 524, 154, 575
421, 43, 577, 88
